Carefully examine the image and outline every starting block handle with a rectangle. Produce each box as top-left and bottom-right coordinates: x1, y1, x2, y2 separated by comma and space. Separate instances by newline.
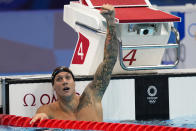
75, 22, 107, 34
119, 26, 180, 70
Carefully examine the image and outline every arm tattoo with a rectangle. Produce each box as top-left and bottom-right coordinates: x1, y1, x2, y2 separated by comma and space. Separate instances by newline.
77, 7, 118, 111
77, 87, 93, 111
91, 9, 119, 101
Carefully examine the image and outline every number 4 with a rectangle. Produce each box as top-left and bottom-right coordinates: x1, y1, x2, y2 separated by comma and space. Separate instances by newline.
123, 49, 137, 65
78, 42, 84, 60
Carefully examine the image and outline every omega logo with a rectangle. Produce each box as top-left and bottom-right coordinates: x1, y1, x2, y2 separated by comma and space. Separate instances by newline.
23, 93, 57, 106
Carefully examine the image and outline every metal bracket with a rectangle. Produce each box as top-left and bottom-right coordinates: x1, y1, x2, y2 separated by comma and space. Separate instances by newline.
119, 26, 180, 70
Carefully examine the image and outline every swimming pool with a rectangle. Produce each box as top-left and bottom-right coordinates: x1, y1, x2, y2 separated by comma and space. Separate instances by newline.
120, 115, 196, 128
0, 126, 89, 131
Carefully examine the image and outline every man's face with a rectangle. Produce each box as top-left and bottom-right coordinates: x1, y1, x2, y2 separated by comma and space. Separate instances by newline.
53, 72, 75, 98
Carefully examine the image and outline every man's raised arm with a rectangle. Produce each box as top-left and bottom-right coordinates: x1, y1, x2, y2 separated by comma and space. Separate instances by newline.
91, 4, 119, 101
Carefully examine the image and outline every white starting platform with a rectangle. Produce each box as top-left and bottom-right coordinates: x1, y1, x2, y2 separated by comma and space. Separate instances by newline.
64, 0, 181, 76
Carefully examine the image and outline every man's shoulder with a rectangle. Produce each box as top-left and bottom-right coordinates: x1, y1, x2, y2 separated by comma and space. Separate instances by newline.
37, 102, 57, 113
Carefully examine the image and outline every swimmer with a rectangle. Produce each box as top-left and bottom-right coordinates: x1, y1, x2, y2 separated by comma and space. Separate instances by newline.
30, 4, 118, 123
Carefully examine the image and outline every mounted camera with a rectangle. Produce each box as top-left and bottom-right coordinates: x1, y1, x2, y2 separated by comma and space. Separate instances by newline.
129, 24, 156, 36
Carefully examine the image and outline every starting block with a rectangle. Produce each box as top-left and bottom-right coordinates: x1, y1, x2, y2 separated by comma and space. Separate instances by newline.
63, 0, 181, 76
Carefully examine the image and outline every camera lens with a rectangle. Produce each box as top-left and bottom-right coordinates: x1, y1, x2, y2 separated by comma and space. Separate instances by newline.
143, 29, 149, 35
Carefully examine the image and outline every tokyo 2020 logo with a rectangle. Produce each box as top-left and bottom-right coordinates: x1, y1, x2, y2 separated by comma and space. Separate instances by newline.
147, 85, 158, 104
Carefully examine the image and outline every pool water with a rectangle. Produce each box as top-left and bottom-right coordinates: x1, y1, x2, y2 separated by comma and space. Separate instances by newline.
119, 115, 196, 128
0, 126, 94, 131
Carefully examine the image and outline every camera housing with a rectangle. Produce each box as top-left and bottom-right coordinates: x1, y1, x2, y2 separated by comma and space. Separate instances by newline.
139, 27, 154, 35
129, 24, 156, 36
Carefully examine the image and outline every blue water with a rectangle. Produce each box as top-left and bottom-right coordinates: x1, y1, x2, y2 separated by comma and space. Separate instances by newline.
119, 116, 196, 128
0, 126, 93, 131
